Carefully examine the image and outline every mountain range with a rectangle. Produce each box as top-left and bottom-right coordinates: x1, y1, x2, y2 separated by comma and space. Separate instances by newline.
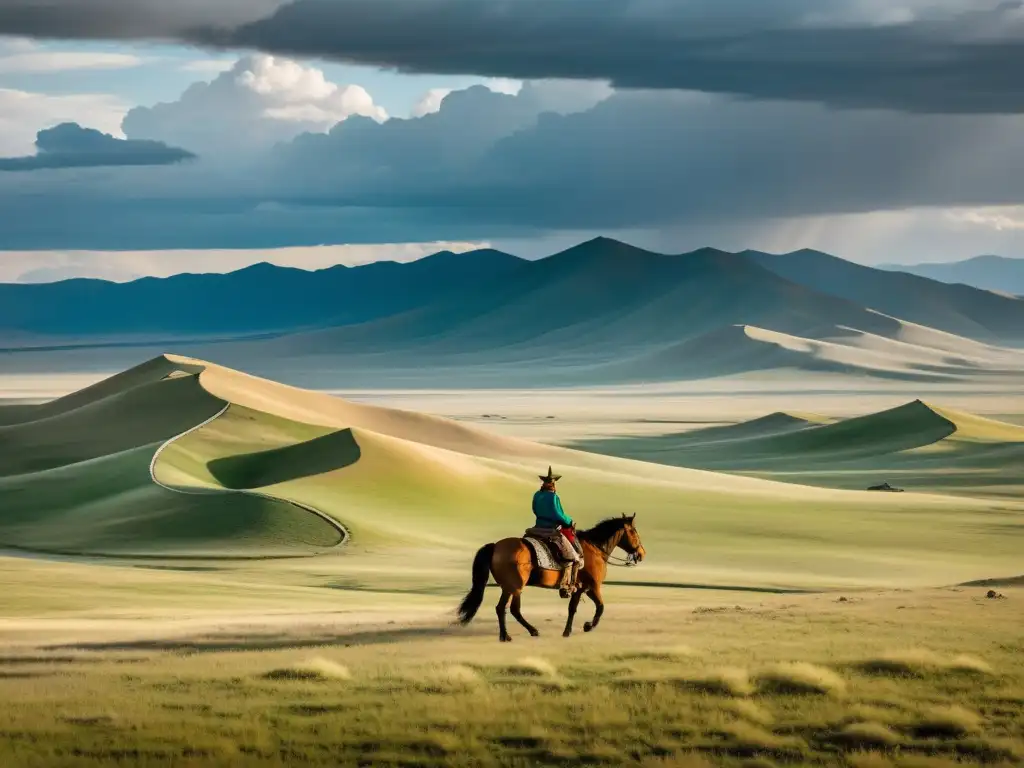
2, 238, 1023, 386
883, 255, 1024, 297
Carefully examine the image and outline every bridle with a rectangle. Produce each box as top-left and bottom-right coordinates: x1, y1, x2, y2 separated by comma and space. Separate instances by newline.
601, 526, 644, 568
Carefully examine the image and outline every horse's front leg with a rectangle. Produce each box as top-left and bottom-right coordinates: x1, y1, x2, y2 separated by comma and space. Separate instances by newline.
583, 585, 604, 633
562, 589, 584, 638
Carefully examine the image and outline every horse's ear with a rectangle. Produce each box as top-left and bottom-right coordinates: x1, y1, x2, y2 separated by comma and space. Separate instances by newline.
629, 514, 636, 522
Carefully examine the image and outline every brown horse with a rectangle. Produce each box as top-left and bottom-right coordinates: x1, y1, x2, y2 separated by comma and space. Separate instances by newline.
457, 514, 646, 642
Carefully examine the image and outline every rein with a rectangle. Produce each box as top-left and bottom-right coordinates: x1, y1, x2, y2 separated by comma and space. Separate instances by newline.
581, 527, 642, 568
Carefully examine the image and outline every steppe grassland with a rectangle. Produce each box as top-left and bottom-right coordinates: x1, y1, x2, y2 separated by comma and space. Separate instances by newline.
0, 364, 1021, 766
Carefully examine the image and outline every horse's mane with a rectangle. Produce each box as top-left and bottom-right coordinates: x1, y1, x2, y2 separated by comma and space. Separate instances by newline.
579, 516, 628, 544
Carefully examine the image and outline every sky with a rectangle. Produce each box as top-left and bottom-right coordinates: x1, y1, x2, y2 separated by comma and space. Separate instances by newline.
3, 0, 1024, 281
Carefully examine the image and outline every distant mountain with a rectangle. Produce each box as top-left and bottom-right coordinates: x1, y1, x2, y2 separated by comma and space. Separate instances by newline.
881, 255, 1024, 296
747, 249, 1024, 345
4, 237, 1024, 386
0, 249, 524, 342
239, 237, 898, 358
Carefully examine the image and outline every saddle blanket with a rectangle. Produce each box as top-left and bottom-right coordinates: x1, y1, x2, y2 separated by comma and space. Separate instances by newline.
523, 537, 565, 572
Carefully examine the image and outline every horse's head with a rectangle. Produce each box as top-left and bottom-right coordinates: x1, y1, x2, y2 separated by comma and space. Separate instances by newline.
619, 513, 646, 564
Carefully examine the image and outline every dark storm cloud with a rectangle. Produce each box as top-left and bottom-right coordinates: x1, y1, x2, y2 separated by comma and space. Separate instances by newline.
4, 0, 1024, 113
0, 123, 195, 172
0, 0, 279, 38
3, 84, 1024, 249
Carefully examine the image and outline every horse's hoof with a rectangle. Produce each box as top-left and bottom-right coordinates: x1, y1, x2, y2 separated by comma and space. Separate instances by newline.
529, 630, 540, 638
583, 622, 594, 632
562, 630, 572, 638
500, 635, 512, 643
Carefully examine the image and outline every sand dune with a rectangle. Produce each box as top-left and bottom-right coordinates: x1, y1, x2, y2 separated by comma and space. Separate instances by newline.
0, 355, 1019, 587
576, 399, 1024, 501
603, 324, 1024, 383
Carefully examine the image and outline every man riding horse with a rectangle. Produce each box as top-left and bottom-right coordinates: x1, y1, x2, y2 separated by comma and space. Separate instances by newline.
529, 467, 584, 597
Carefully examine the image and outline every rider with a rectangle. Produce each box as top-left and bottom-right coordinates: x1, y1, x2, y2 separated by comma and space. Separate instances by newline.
532, 467, 583, 596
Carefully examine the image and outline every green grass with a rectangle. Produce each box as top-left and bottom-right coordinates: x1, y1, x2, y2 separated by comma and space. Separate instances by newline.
3, 357, 1024, 587
0, 585, 1018, 767
573, 400, 1024, 499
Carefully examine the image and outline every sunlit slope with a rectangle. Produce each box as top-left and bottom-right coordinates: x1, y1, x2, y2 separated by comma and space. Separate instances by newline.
575, 401, 1024, 498
0, 359, 343, 557
0, 373, 224, 477
147, 355, 1024, 586
607, 324, 1024, 382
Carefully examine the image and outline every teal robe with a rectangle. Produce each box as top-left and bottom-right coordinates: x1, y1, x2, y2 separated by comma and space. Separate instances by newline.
532, 490, 573, 529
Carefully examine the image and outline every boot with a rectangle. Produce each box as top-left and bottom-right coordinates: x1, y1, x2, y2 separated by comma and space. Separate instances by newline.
559, 566, 573, 598
559, 561, 580, 598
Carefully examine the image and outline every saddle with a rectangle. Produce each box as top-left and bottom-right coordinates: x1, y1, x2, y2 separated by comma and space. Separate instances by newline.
522, 527, 581, 598
523, 526, 582, 571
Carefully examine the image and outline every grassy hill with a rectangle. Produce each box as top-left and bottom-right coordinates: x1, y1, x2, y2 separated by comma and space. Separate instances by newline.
575, 400, 1024, 498
1, 355, 1022, 588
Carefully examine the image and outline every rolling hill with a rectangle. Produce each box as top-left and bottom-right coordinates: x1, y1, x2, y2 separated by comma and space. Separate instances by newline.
574, 400, 1024, 497
884, 255, 1024, 296
1, 355, 1022, 587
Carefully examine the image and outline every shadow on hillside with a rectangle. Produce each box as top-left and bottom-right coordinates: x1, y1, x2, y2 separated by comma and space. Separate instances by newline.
207, 428, 361, 489
43, 624, 481, 655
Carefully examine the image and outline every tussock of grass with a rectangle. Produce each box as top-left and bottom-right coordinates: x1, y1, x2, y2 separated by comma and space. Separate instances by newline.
609, 645, 698, 663
711, 721, 804, 756
833, 722, 902, 749
755, 663, 846, 696
504, 657, 557, 678
638, 755, 717, 768
855, 649, 994, 677
845, 755, 896, 768
680, 667, 753, 697
948, 654, 994, 674
908, 705, 982, 739
421, 664, 483, 691
262, 657, 351, 682
721, 699, 773, 726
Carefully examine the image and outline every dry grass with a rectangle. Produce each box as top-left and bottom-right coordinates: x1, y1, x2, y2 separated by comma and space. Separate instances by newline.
502, 656, 558, 678
680, 667, 754, 697
609, 645, 698, 663
855, 649, 995, 678
834, 721, 903, 749
755, 662, 846, 696
262, 656, 351, 682
907, 705, 983, 739
721, 699, 773, 726
0, 576, 1018, 767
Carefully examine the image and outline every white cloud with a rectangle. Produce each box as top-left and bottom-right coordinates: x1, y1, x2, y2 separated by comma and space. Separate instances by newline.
410, 88, 451, 117
178, 58, 236, 75
122, 54, 387, 156
0, 88, 127, 155
0, 37, 37, 54
944, 207, 1024, 232
0, 50, 145, 74
483, 78, 523, 96
0, 242, 491, 283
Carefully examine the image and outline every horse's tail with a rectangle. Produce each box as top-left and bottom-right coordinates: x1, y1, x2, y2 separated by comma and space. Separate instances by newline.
457, 543, 495, 625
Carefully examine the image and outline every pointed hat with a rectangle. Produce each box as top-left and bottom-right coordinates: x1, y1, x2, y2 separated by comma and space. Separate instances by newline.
539, 466, 562, 482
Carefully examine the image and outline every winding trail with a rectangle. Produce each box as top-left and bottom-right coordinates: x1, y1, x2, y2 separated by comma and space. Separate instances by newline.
149, 399, 350, 550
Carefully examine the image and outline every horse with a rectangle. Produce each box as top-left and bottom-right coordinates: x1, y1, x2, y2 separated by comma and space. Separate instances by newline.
456, 514, 646, 642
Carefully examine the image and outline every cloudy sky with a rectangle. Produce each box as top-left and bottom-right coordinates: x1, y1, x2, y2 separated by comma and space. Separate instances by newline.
3, 0, 1024, 281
